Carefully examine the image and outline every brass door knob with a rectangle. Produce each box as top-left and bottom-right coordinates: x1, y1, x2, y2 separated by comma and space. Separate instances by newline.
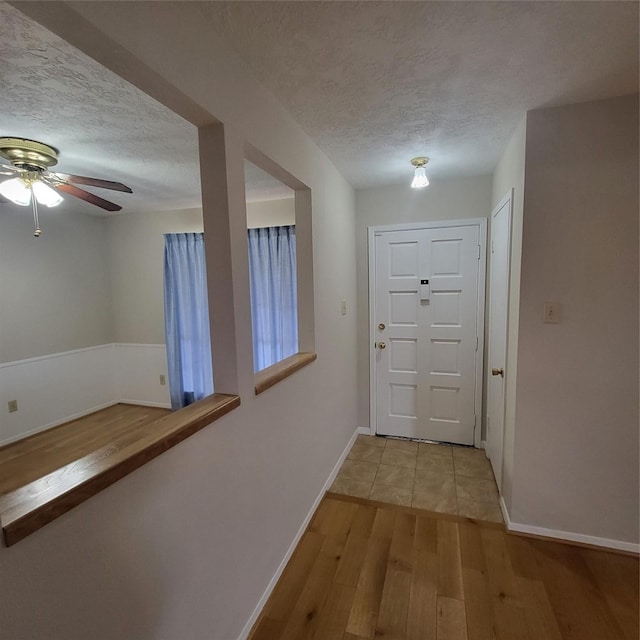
377, 342, 386, 349
491, 367, 504, 377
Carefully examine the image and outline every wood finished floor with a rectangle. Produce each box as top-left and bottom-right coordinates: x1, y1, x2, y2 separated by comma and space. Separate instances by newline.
0, 404, 170, 495
249, 494, 639, 640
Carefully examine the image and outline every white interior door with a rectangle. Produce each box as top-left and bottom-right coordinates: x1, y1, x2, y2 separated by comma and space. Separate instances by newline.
372, 221, 485, 446
486, 192, 512, 489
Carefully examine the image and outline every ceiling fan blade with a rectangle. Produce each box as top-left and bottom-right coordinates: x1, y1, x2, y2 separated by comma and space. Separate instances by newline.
54, 182, 123, 212
51, 172, 132, 193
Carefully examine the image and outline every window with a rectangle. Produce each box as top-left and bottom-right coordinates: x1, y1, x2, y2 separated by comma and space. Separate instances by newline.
243, 149, 316, 392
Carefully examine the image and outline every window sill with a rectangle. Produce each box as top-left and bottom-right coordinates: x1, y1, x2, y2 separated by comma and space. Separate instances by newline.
0, 393, 240, 547
254, 352, 317, 395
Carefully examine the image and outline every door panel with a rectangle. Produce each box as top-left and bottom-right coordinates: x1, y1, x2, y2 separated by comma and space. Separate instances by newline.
374, 224, 482, 445
375, 230, 426, 436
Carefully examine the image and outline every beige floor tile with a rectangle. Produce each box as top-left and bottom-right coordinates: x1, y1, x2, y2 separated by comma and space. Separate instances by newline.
414, 469, 457, 496
452, 448, 495, 480
384, 438, 419, 454
339, 459, 378, 483
374, 463, 415, 490
452, 446, 485, 461
356, 434, 386, 448
418, 442, 453, 460
347, 442, 384, 464
457, 498, 503, 523
412, 487, 458, 515
455, 475, 499, 503
369, 482, 412, 507
381, 448, 417, 469
330, 475, 372, 499
416, 453, 455, 474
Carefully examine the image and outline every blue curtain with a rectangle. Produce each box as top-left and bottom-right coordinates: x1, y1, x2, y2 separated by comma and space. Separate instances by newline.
163, 233, 213, 410
248, 225, 298, 371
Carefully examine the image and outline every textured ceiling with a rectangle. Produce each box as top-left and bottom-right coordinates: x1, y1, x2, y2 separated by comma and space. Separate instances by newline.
1, 0, 638, 216
202, 1, 639, 187
244, 161, 294, 203
0, 1, 201, 215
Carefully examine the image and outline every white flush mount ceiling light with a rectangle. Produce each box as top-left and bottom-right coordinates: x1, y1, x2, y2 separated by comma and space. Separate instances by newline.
410, 156, 430, 189
0, 137, 132, 237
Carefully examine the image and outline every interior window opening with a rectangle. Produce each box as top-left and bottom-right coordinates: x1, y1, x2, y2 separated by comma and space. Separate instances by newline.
244, 160, 298, 372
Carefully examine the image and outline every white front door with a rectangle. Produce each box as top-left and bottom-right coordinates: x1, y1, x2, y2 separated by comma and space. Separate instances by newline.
371, 220, 485, 446
486, 193, 512, 489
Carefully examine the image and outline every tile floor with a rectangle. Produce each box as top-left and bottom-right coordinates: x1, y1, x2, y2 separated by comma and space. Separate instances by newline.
329, 434, 503, 523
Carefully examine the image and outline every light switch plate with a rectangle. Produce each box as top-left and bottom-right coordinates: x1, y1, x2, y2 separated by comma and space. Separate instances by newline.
341, 300, 347, 316
543, 302, 560, 323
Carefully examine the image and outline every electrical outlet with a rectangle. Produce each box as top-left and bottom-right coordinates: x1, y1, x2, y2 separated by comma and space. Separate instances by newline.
159, 374, 166, 386
8, 399, 18, 413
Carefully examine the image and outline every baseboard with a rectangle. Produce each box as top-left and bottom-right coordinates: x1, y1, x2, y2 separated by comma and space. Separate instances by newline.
0, 399, 168, 448
357, 426, 371, 435
237, 427, 360, 640
0, 400, 118, 447
500, 497, 639, 555
480, 440, 486, 450
499, 496, 510, 527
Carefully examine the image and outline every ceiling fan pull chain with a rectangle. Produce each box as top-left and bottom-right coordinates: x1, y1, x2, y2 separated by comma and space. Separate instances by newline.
30, 187, 42, 237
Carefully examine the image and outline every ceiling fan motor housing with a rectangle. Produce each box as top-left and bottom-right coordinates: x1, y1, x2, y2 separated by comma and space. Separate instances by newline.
0, 137, 59, 171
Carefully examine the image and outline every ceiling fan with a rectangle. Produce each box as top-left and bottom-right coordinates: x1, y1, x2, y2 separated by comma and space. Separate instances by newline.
0, 137, 132, 236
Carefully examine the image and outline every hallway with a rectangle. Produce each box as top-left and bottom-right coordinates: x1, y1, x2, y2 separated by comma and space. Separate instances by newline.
249, 494, 638, 639
330, 435, 502, 523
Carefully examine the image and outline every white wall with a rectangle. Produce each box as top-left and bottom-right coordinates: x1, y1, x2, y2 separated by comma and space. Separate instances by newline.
354, 177, 493, 430
246, 196, 295, 228
0, 207, 112, 363
107, 208, 204, 344
0, 345, 116, 445
0, 205, 196, 441
511, 95, 639, 546
1, 5, 358, 640
490, 116, 527, 509
0, 344, 170, 446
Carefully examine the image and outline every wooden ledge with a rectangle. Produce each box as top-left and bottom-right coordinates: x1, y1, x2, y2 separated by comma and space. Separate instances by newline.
254, 352, 317, 395
0, 393, 240, 547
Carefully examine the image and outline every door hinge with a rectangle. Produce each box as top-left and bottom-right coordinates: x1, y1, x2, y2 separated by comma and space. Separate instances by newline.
477, 244, 481, 260
475, 336, 479, 351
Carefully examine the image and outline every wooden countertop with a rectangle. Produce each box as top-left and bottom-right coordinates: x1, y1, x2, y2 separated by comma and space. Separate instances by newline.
0, 393, 240, 547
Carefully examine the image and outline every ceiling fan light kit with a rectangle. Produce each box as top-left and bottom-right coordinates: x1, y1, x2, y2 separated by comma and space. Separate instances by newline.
410, 156, 430, 189
0, 137, 132, 236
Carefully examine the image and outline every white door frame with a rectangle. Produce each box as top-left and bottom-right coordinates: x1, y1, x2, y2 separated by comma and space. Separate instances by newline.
368, 217, 487, 448
486, 190, 513, 489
